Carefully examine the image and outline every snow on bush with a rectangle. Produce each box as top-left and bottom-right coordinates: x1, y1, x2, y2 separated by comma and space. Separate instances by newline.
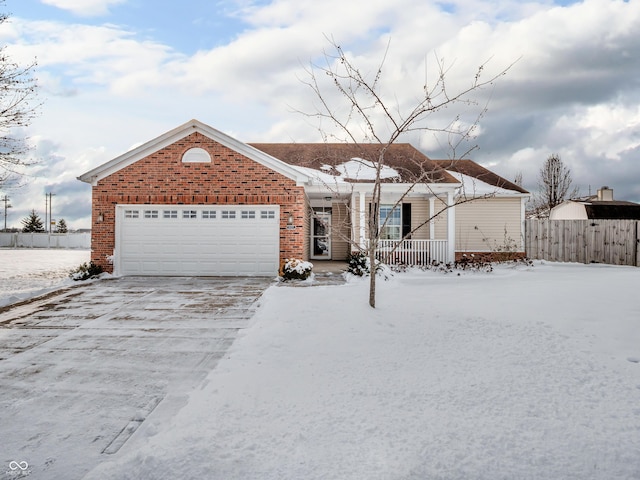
69, 261, 104, 281
280, 258, 313, 280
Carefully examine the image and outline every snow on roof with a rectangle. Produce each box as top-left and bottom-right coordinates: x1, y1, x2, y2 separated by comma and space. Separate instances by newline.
291, 158, 400, 184
335, 158, 400, 181
446, 170, 517, 196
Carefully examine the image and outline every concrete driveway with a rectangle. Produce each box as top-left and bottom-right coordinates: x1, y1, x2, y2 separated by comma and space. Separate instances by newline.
0, 276, 273, 480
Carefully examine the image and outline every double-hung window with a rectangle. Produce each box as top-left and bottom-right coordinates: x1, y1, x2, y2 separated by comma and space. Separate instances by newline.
379, 204, 401, 240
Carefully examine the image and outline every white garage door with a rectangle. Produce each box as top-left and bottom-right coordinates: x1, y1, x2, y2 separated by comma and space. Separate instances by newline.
116, 205, 280, 276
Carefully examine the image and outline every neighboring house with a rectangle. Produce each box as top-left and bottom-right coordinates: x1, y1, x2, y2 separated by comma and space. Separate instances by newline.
78, 119, 529, 276
549, 187, 640, 220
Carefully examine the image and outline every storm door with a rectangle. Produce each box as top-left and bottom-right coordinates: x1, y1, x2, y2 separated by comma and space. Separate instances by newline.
311, 210, 331, 260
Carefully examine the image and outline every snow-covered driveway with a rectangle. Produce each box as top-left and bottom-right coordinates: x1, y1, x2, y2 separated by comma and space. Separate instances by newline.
0, 276, 273, 479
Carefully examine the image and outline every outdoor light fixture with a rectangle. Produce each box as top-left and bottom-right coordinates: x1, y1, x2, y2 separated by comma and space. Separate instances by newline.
287, 214, 294, 225
97, 212, 104, 223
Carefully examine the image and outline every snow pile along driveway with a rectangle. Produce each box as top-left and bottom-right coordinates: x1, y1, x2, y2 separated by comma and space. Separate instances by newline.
86, 262, 640, 480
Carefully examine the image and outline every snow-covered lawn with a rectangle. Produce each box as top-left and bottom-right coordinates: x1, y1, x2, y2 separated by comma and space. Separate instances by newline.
1, 251, 639, 479
83, 261, 640, 480
0, 248, 90, 307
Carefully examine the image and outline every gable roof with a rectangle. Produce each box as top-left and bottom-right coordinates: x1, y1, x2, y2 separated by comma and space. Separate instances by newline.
77, 119, 311, 186
249, 143, 459, 184
431, 159, 529, 194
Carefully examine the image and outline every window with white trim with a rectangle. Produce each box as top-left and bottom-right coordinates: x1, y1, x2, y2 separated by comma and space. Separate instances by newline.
124, 210, 139, 219
221, 210, 236, 219
261, 210, 276, 219
182, 147, 212, 163
163, 210, 178, 219
182, 210, 197, 219
379, 204, 401, 240
144, 210, 159, 219
202, 210, 216, 219
241, 210, 256, 219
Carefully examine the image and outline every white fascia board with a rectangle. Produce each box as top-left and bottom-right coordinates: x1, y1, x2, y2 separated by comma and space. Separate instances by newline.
349, 182, 461, 196
457, 192, 531, 199
304, 182, 353, 197
78, 119, 311, 186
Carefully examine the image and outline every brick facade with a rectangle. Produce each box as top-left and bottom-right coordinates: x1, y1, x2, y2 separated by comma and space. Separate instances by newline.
90, 132, 308, 273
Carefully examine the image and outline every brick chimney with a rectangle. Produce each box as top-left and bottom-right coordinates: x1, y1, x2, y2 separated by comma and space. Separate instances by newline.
597, 186, 614, 201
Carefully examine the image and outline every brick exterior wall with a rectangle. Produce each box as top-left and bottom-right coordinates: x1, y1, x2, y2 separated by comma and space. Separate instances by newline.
91, 132, 308, 273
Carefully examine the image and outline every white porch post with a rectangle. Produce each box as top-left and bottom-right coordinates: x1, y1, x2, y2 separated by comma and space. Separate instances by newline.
429, 197, 435, 240
521, 196, 527, 251
359, 191, 366, 249
447, 191, 456, 263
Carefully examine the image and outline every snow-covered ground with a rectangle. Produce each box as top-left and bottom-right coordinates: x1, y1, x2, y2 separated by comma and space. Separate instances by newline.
0, 248, 90, 307
1, 251, 639, 479
85, 261, 640, 480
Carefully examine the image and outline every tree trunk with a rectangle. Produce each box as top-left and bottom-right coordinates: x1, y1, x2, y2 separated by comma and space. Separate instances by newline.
368, 246, 376, 308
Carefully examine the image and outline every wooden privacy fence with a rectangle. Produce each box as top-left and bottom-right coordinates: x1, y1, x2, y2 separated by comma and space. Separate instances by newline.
525, 219, 640, 266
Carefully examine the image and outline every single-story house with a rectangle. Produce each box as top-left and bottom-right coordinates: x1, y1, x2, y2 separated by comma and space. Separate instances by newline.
78, 119, 529, 276
549, 187, 640, 220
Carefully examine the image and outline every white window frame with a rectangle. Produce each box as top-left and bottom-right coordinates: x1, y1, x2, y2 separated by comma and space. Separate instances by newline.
379, 204, 401, 240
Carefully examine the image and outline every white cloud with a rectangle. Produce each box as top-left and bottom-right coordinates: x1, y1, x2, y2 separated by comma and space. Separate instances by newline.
4, 0, 640, 229
40, 0, 127, 17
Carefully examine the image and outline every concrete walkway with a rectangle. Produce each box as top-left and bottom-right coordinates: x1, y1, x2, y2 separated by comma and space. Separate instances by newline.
0, 276, 273, 480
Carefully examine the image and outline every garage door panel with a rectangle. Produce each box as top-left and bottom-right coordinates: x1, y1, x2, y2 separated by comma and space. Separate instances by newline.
117, 205, 280, 276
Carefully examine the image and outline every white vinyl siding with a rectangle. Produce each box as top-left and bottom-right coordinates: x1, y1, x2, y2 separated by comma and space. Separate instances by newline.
454, 197, 523, 252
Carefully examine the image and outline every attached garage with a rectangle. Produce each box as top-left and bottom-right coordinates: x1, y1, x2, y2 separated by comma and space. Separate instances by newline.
115, 205, 280, 276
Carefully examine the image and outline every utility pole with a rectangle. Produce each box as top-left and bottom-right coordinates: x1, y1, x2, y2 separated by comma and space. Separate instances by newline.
46, 192, 56, 233
1, 195, 11, 231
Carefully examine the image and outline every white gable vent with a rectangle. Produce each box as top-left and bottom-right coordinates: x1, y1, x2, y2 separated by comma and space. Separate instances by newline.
182, 147, 211, 163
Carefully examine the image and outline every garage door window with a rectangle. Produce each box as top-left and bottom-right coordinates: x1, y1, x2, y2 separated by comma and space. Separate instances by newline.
163, 210, 178, 219
144, 210, 159, 219
222, 210, 236, 219
182, 210, 197, 219
241, 210, 256, 219
261, 210, 276, 219
125, 210, 139, 218
202, 210, 216, 219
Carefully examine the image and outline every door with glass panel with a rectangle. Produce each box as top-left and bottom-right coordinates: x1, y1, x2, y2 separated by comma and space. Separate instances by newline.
311, 211, 331, 259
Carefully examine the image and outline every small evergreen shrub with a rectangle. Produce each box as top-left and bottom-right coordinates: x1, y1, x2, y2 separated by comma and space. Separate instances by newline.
69, 261, 104, 281
347, 252, 369, 276
280, 259, 313, 280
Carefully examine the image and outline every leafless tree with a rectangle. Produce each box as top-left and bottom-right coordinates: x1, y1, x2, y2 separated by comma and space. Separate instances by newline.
532, 154, 578, 217
300, 39, 513, 307
0, 2, 40, 186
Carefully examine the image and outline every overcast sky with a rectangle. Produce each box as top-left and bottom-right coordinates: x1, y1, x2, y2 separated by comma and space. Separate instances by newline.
1, 0, 639, 229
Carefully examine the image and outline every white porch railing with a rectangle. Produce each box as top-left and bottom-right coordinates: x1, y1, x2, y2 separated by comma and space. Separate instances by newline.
368, 239, 449, 265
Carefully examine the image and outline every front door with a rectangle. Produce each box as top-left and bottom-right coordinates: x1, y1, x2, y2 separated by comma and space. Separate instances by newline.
311, 211, 331, 260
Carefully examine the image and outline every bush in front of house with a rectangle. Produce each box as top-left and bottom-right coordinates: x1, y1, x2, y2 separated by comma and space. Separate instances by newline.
69, 261, 104, 281
280, 258, 313, 280
347, 252, 369, 276
346, 251, 392, 279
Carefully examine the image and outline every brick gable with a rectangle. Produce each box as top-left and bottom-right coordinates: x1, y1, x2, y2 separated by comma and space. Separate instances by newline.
91, 132, 307, 272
